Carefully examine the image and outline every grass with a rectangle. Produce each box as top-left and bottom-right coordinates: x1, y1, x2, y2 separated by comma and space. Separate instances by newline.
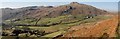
28, 24, 68, 33
1, 36, 17, 39
3, 14, 86, 26
14, 15, 111, 33
37, 15, 73, 25
41, 30, 66, 37
3, 15, 110, 25
4, 19, 36, 25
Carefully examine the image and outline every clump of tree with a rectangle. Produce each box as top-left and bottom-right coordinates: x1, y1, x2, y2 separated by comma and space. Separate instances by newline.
2, 27, 46, 37
11, 29, 46, 37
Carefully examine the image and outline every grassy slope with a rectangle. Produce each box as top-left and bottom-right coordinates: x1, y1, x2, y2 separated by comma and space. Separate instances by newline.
3, 14, 111, 37
28, 15, 111, 37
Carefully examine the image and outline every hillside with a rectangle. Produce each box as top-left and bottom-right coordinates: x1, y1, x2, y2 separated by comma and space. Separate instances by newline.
2, 2, 108, 20
1, 6, 40, 20
63, 15, 118, 37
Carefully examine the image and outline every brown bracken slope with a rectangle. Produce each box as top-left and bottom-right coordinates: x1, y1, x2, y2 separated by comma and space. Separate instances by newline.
63, 15, 118, 37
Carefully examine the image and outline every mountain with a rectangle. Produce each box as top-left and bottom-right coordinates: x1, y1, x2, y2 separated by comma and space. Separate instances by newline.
1, 6, 40, 20
1, 2, 108, 20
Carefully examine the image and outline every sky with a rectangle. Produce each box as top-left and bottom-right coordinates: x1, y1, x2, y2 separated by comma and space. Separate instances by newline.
0, 0, 119, 12
0, 0, 119, 2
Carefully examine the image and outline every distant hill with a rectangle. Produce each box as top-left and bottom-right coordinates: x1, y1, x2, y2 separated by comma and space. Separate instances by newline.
1, 6, 40, 20
1, 2, 108, 20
